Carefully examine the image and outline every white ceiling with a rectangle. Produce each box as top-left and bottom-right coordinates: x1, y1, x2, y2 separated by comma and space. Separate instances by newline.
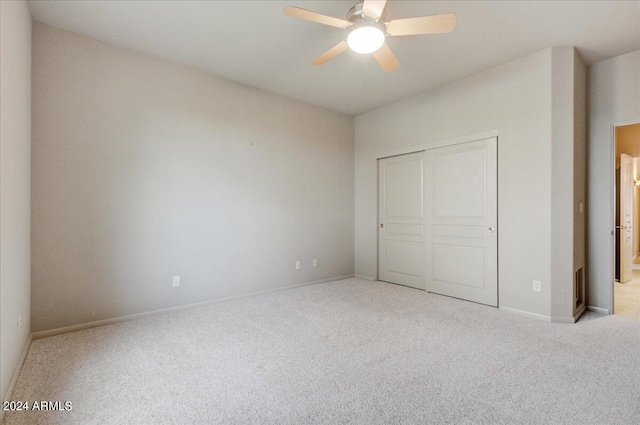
28, 1, 640, 116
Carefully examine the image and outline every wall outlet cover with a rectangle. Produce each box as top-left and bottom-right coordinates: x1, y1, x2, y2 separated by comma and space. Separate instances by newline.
172, 276, 180, 287
295, 261, 301, 270
533, 280, 541, 292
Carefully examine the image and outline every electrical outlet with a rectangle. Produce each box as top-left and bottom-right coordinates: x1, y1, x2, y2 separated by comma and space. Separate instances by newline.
18, 313, 22, 332
295, 261, 301, 270
533, 280, 541, 292
313, 259, 317, 268
172, 276, 180, 287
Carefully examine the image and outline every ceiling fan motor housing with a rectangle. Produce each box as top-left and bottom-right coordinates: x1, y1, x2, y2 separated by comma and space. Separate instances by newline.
347, 2, 387, 31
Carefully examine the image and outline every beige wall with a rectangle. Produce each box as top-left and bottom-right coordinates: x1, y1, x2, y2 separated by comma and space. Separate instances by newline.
588, 50, 640, 312
550, 47, 587, 321
356, 49, 554, 319
573, 49, 588, 312
31, 23, 355, 332
0, 0, 32, 407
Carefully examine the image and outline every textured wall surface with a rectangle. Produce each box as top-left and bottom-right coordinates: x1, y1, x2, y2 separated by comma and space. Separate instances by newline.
0, 0, 32, 404
32, 23, 354, 332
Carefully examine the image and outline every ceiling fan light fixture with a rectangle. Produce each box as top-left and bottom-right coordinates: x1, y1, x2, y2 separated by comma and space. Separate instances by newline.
347, 26, 385, 54
284, 1, 456, 72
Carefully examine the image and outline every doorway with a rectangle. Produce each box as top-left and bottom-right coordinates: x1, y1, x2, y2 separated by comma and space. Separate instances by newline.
613, 122, 640, 319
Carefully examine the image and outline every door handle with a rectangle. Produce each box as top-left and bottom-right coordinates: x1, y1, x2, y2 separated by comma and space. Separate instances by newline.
488, 226, 495, 233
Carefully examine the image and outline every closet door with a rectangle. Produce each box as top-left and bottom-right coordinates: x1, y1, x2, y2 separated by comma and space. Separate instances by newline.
424, 138, 498, 306
378, 152, 425, 289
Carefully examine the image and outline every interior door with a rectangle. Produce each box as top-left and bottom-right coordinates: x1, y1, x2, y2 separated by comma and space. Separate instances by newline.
424, 137, 498, 306
378, 152, 425, 289
619, 153, 633, 283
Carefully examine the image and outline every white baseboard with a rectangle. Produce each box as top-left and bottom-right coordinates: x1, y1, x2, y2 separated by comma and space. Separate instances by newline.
500, 305, 591, 324
1, 334, 32, 422
354, 274, 375, 281
549, 304, 589, 324
551, 316, 577, 324
587, 305, 610, 315
32, 274, 354, 340
499, 306, 551, 322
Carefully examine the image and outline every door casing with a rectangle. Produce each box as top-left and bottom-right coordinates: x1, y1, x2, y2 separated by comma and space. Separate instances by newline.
611, 121, 640, 314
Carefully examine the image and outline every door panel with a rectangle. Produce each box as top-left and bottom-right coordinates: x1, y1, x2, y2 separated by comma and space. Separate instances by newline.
620, 153, 633, 283
434, 149, 486, 217
384, 160, 424, 217
425, 138, 498, 306
386, 240, 423, 277
378, 152, 425, 289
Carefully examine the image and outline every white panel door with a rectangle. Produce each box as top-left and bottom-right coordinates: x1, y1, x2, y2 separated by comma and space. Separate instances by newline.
619, 153, 633, 283
378, 152, 425, 289
424, 137, 498, 306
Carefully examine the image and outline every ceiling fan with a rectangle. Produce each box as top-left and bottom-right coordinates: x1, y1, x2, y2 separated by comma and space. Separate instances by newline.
284, 0, 456, 72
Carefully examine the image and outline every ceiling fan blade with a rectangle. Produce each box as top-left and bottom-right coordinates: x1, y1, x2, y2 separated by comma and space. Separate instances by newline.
313, 40, 349, 65
362, 0, 387, 20
385, 13, 456, 36
284, 6, 352, 29
373, 43, 400, 72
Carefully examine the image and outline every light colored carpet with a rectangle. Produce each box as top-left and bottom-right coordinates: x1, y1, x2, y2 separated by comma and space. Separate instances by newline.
4, 278, 640, 425
615, 270, 640, 319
